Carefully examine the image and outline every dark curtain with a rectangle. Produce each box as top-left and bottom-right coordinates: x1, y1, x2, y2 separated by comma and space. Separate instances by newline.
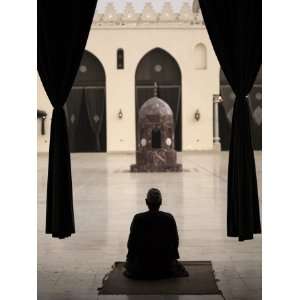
219, 69, 262, 151
199, 0, 261, 241
73, 92, 97, 152
218, 102, 232, 150
65, 88, 106, 153
248, 86, 262, 150
38, 1, 97, 238
85, 88, 106, 152
65, 89, 84, 152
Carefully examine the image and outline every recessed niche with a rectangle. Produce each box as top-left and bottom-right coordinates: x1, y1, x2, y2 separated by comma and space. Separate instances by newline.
194, 43, 207, 69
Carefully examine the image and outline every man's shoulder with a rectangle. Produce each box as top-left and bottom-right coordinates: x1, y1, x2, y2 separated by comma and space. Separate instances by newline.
159, 211, 174, 218
134, 211, 174, 219
133, 212, 148, 220
133, 211, 174, 220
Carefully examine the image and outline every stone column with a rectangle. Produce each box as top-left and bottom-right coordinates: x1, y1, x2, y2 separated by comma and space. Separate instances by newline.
213, 94, 222, 151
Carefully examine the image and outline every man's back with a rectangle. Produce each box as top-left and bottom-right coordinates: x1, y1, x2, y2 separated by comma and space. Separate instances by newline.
124, 188, 188, 279
126, 211, 179, 278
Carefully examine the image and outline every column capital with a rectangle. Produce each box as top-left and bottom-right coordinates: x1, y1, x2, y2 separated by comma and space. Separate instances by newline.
213, 94, 223, 103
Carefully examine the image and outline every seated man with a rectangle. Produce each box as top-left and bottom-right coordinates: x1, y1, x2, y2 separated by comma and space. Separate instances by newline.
124, 188, 189, 280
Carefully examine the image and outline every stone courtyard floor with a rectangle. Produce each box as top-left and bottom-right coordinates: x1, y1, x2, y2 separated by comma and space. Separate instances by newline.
38, 151, 262, 300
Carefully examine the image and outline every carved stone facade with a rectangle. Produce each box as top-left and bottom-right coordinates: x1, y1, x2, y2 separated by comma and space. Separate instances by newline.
92, 1, 205, 28
131, 91, 182, 172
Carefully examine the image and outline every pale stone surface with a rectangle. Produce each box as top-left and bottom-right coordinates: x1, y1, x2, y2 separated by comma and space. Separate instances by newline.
38, 152, 262, 300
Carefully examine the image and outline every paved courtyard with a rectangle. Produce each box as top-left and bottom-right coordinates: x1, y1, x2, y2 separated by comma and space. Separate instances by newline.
38, 152, 262, 300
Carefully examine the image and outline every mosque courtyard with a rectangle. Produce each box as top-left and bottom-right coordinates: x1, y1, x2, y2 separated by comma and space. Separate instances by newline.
38, 151, 262, 300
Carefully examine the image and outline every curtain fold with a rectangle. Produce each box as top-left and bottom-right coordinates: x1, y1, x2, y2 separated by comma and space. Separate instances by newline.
85, 88, 105, 152
38, 0, 97, 238
73, 92, 97, 152
65, 89, 84, 152
199, 0, 261, 241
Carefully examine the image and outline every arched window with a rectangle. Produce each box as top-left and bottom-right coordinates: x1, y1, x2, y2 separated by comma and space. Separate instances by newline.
117, 48, 124, 69
194, 43, 207, 69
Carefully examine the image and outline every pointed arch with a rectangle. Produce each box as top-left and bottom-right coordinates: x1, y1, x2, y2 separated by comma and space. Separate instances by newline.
65, 50, 107, 152
135, 47, 182, 151
73, 49, 106, 86
135, 47, 182, 85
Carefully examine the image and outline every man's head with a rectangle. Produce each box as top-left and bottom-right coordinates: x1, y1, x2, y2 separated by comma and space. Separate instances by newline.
146, 188, 162, 211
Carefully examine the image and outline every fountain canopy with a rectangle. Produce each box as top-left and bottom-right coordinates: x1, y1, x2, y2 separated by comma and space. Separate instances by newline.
131, 84, 182, 172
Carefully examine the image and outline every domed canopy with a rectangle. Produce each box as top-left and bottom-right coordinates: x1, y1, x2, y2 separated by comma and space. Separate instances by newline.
132, 95, 182, 172
139, 96, 173, 121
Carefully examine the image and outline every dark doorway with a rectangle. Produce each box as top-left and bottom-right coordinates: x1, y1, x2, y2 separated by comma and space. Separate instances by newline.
65, 50, 107, 152
219, 67, 262, 150
135, 48, 182, 151
152, 128, 161, 149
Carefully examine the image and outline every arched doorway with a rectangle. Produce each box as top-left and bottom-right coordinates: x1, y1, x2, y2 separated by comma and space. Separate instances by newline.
135, 48, 182, 151
65, 50, 107, 152
219, 68, 262, 150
